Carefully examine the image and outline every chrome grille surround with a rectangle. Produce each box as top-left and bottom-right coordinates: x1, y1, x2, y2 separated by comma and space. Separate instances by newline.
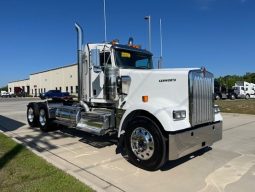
189, 70, 214, 126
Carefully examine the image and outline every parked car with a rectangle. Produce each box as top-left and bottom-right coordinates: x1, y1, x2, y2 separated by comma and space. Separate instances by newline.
39, 90, 71, 100
1, 91, 10, 97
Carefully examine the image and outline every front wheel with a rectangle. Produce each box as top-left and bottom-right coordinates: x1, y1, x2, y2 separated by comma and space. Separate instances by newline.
245, 94, 250, 100
230, 94, 236, 100
215, 94, 221, 100
124, 116, 167, 171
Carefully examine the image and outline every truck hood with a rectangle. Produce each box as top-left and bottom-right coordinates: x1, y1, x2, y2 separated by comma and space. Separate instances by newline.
119, 68, 193, 108
118, 67, 216, 132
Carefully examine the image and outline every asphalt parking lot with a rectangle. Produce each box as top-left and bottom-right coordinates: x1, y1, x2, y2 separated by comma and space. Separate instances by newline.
0, 98, 255, 192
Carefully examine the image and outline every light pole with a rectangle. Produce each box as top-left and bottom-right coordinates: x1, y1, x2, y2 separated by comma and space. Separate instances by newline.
144, 15, 151, 52
103, 0, 107, 42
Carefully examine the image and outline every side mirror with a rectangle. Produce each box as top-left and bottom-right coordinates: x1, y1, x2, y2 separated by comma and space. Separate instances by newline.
117, 76, 131, 95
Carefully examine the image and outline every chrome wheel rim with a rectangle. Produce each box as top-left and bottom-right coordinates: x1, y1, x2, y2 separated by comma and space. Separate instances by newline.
39, 109, 46, 126
130, 127, 154, 160
28, 108, 34, 122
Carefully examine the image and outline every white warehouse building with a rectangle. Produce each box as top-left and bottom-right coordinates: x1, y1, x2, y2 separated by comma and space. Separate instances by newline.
8, 64, 78, 97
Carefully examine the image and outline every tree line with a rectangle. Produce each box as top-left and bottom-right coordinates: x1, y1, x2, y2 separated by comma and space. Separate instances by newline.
0, 86, 8, 91
215, 72, 255, 88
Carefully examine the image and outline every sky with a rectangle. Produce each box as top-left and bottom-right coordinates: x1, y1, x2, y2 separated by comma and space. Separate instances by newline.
0, 0, 254, 87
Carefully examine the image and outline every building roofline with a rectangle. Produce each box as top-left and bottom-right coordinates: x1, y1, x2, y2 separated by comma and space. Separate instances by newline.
30, 63, 77, 76
8, 78, 30, 84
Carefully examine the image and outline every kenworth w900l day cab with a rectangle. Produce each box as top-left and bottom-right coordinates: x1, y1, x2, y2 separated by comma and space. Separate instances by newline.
26, 24, 222, 170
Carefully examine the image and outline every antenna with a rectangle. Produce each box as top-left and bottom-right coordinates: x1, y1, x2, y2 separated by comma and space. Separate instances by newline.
158, 18, 163, 69
144, 15, 152, 51
103, 0, 107, 42
160, 18, 163, 60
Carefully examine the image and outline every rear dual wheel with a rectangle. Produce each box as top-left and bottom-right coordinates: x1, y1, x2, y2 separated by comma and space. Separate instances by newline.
27, 104, 38, 127
27, 103, 54, 132
38, 106, 54, 132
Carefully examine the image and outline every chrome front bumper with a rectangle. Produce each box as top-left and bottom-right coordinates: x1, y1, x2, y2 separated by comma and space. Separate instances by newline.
168, 121, 222, 160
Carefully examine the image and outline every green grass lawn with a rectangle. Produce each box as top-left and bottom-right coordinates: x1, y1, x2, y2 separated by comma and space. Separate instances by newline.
0, 133, 93, 192
215, 99, 255, 115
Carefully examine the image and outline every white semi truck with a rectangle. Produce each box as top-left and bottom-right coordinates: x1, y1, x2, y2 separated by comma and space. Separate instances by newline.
233, 81, 255, 99
26, 24, 222, 170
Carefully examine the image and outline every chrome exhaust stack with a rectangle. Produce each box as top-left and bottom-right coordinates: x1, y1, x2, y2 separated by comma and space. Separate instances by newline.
75, 23, 89, 112
75, 23, 83, 102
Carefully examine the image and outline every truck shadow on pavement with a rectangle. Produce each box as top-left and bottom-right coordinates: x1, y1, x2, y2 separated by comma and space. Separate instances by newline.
0, 115, 26, 131
160, 147, 212, 171
0, 115, 117, 151
0, 115, 212, 172
0, 115, 60, 152
60, 127, 118, 148
119, 146, 212, 172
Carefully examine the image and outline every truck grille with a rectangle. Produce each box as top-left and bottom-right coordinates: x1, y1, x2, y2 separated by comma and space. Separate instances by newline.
189, 70, 214, 126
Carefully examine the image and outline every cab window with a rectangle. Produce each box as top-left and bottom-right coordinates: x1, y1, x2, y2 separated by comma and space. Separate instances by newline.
100, 52, 111, 67
115, 49, 153, 69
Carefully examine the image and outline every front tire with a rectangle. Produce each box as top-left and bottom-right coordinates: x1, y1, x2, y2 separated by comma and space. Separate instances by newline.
230, 94, 236, 100
245, 94, 250, 99
215, 94, 221, 100
124, 116, 167, 171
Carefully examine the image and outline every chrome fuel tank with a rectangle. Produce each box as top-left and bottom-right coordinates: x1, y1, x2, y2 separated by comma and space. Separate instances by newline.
55, 105, 82, 126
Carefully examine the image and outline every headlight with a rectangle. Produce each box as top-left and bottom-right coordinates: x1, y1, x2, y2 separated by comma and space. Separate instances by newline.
214, 105, 220, 113
173, 110, 186, 120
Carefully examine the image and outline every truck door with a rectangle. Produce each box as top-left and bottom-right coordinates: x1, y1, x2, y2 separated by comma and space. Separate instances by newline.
90, 47, 112, 102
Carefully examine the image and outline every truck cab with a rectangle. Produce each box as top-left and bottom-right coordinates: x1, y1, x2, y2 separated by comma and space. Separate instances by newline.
80, 42, 153, 103
233, 81, 255, 99
26, 23, 223, 171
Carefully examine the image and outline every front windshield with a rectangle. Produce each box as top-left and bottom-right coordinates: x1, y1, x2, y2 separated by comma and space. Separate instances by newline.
115, 49, 153, 69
